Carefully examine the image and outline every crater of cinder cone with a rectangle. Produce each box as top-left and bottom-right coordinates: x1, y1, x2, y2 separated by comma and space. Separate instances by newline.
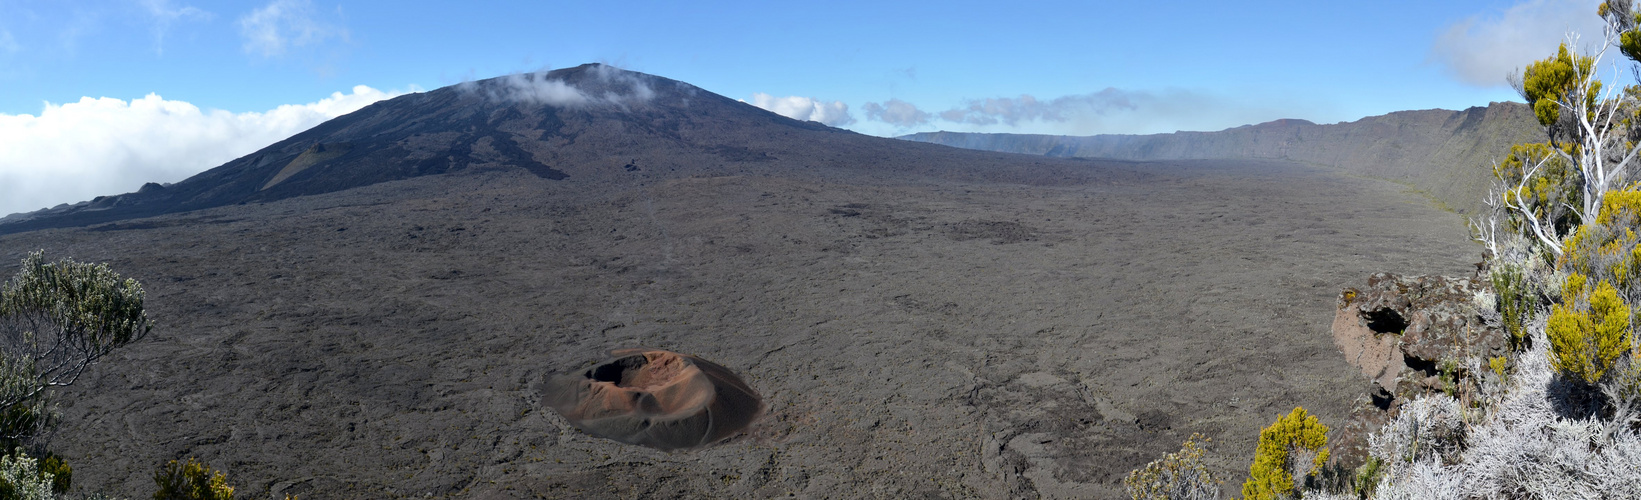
543, 349, 763, 451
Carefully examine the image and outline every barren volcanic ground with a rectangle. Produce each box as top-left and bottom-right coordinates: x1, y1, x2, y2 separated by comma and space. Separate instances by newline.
0, 154, 1476, 498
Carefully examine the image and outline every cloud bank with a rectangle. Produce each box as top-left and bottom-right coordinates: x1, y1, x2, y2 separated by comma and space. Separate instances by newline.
0, 86, 405, 217
238, 0, 348, 57
1432, 0, 1605, 87
862, 99, 931, 127
859, 89, 1316, 136
938, 90, 1148, 126
748, 93, 854, 126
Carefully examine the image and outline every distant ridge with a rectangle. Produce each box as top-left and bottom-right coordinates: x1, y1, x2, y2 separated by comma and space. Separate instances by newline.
901, 102, 1542, 215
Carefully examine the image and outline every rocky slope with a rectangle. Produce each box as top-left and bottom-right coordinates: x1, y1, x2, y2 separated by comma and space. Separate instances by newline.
0, 64, 1105, 236
901, 103, 1542, 215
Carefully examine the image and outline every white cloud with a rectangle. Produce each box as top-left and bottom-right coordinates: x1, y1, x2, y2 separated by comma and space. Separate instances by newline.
938, 92, 1134, 126
464, 65, 657, 107
0, 85, 407, 217
851, 88, 1329, 137
489, 73, 590, 106
139, 0, 210, 55
862, 99, 931, 127
1432, 0, 1606, 87
237, 0, 347, 58
748, 93, 854, 126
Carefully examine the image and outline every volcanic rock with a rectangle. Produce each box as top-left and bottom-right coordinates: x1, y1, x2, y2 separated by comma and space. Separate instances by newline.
1328, 272, 1507, 468
1333, 272, 1505, 400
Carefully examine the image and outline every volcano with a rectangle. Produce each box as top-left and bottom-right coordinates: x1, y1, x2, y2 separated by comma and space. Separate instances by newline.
0, 64, 1122, 236
0, 65, 1485, 498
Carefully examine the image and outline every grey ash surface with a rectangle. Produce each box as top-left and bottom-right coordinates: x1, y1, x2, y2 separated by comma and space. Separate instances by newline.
0, 158, 1473, 498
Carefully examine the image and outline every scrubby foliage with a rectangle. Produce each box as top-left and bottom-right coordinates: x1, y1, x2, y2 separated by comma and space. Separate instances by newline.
152, 458, 233, 500
1130, 4, 1641, 498
1242, 407, 1329, 500
0, 252, 152, 498
1521, 44, 1598, 134
0, 449, 55, 500
0, 251, 151, 445
1121, 3, 1641, 497
1359, 1, 1641, 497
1369, 332, 1641, 498
1369, 397, 1467, 468
1123, 433, 1221, 500
34, 456, 67, 498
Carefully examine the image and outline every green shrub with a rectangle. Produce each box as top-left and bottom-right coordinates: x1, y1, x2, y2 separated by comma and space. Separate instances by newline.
1353, 456, 1384, 499
1547, 275, 1632, 384
37, 455, 68, 496
1123, 433, 1220, 500
1491, 264, 1536, 349
1242, 407, 1329, 500
152, 458, 232, 500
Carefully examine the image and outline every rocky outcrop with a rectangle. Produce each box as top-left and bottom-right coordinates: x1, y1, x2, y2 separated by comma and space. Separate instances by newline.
1334, 273, 1507, 402
1328, 272, 1508, 467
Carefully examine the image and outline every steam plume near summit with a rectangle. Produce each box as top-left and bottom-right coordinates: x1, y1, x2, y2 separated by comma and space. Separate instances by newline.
460, 64, 659, 107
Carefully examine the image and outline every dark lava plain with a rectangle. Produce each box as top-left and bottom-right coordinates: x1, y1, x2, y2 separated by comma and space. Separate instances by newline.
0, 154, 1474, 498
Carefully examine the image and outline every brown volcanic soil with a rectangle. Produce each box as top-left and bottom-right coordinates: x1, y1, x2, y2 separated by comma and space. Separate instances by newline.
0, 155, 1474, 498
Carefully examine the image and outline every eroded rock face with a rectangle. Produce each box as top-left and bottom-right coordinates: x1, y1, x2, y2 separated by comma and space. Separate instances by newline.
1334, 272, 1505, 399
542, 349, 765, 451
1329, 272, 1506, 468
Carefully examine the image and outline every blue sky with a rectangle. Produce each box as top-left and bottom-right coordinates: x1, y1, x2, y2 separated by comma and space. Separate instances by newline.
0, 0, 1617, 216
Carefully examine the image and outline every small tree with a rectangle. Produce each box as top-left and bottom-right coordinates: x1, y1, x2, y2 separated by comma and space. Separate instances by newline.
0, 251, 152, 443
1478, 1, 1641, 258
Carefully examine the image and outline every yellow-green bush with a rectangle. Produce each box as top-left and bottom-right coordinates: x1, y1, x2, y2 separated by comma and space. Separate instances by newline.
152, 458, 232, 500
1558, 188, 1641, 285
1522, 43, 1599, 127
1547, 275, 1632, 384
1242, 407, 1329, 500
